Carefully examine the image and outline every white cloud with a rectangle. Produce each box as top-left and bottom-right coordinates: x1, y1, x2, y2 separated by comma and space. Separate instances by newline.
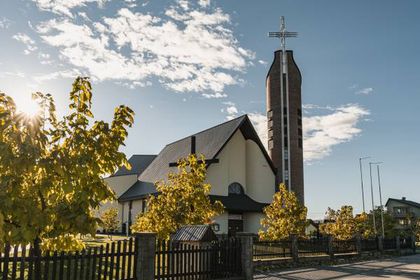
198, 0, 211, 7
355, 87, 374, 95
221, 101, 238, 120
32, 0, 108, 17
34, 1, 253, 97
33, 69, 81, 83
0, 17, 12, 29
12, 33, 38, 54
258, 59, 267, 65
248, 104, 370, 163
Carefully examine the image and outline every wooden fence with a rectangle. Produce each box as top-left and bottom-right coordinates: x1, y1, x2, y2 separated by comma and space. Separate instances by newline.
0, 238, 137, 280
155, 239, 242, 279
253, 240, 292, 260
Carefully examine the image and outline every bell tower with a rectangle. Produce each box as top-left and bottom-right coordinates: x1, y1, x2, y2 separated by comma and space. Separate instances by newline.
266, 17, 304, 204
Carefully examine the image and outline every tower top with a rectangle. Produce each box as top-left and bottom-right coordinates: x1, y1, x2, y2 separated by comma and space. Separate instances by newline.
268, 16, 298, 52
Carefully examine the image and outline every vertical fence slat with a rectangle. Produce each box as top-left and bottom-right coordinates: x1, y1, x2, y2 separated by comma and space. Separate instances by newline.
126, 239, 132, 280
58, 251, 65, 280
43, 251, 50, 280
2, 244, 11, 280
91, 247, 97, 280
103, 243, 109, 280
19, 245, 27, 280
97, 246, 103, 280
11, 244, 19, 280
115, 241, 121, 280
51, 251, 58, 280
109, 242, 115, 280
65, 252, 71, 280
27, 244, 34, 280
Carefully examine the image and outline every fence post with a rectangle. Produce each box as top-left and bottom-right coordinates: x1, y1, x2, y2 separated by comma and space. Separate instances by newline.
237, 232, 254, 280
377, 235, 384, 254
135, 232, 156, 280
395, 236, 401, 255
289, 234, 299, 263
412, 234, 417, 254
355, 233, 362, 255
327, 235, 334, 259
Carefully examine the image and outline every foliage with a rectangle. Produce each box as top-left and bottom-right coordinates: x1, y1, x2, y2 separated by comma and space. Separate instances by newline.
365, 207, 398, 238
131, 154, 224, 240
101, 208, 120, 240
0, 77, 134, 250
320, 206, 359, 240
41, 235, 85, 252
259, 184, 307, 240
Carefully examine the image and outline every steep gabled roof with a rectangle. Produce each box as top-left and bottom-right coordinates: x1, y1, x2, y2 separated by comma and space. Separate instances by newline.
111, 155, 157, 177
385, 198, 420, 209
118, 115, 276, 202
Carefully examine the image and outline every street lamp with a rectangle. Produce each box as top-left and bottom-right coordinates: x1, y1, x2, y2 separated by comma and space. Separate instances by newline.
369, 162, 377, 235
359, 157, 370, 213
371, 162, 385, 238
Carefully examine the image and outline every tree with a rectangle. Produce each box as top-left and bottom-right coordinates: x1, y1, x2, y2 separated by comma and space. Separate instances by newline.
365, 208, 397, 238
0, 77, 134, 251
320, 206, 358, 240
131, 154, 224, 240
259, 184, 307, 241
101, 208, 120, 240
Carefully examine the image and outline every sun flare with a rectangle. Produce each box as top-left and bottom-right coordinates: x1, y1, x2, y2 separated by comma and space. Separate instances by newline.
15, 94, 41, 118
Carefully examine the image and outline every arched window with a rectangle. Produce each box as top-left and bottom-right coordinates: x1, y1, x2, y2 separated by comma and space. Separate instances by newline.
228, 182, 244, 195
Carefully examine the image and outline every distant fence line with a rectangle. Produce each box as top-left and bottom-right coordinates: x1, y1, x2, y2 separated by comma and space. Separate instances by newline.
253, 235, 416, 265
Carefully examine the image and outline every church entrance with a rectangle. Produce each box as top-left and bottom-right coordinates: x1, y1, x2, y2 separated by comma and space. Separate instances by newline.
228, 213, 243, 236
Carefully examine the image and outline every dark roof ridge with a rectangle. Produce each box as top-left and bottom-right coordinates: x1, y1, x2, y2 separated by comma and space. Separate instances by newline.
386, 197, 420, 208
164, 115, 247, 147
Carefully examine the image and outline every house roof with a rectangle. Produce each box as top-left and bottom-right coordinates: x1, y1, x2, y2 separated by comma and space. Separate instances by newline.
171, 225, 217, 242
118, 114, 276, 202
385, 198, 420, 209
111, 155, 157, 177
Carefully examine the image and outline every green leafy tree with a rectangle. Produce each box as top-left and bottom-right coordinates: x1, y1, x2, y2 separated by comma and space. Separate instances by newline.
131, 154, 224, 240
0, 77, 134, 251
365, 208, 397, 238
259, 184, 307, 240
101, 208, 120, 240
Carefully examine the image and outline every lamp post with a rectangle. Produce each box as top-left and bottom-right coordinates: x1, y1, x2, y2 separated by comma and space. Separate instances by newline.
359, 157, 370, 213
372, 162, 385, 238
369, 162, 377, 235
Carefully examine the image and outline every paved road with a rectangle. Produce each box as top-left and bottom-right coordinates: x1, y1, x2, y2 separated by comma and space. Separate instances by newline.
254, 254, 420, 279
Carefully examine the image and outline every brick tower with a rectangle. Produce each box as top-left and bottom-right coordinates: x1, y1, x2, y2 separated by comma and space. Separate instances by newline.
266, 49, 304, 204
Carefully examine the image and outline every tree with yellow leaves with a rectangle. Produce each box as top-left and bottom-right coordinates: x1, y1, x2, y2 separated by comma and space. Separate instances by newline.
131, 154, 224, 240
259, 184, 307, 240
320, 206, 365, 240
0, 77, 134, 251
101, 208, 120, 240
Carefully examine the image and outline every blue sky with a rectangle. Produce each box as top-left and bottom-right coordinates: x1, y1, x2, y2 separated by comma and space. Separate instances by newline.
1, 0, 419, 219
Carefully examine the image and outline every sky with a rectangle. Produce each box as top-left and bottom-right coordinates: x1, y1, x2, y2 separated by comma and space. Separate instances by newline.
1, 0, 419, 219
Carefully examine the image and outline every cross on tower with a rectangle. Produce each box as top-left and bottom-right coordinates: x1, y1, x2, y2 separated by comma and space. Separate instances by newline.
168, 136, 220, 167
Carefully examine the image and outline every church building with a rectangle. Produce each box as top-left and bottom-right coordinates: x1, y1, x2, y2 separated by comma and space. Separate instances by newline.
102, 25, 305, 235
104, 115, 276, 236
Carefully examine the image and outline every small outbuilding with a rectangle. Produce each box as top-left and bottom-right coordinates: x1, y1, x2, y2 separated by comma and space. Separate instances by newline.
171, 225, 218, 244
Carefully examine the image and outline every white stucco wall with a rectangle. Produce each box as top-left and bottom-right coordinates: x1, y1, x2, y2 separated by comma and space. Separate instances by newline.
246, 140, 276, 203
97, 174, 138, 231
243, 213, 265, 233
206, 130, 247, 196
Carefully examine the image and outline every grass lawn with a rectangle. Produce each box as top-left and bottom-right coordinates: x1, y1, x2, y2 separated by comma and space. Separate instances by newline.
79, 234, 132, 248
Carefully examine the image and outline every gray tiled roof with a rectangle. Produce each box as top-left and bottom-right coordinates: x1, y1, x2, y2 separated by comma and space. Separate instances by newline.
112, 155, 157, 177
385, 198, 420, 209
118, 115, 276, 204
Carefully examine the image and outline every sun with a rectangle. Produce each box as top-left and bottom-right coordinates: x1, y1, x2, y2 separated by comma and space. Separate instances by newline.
14, 94, 41, 118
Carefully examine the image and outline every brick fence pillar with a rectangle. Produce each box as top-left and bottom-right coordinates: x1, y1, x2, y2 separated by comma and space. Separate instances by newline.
237, 232, 254, 280
135, 232, 156, 280
290, 234, 299, 263
327, 235, 334, 259
395, 236, 401, 255
377, 235, 384, 254
355, 233, 362, 255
